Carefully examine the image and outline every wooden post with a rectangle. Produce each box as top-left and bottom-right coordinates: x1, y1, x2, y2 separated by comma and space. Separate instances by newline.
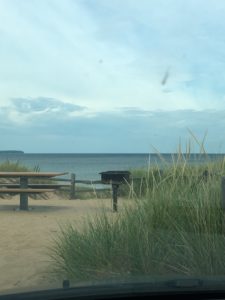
70, 173, 76, 199
221, 177, 225, 211
112, 183, 119, 212
20, 176, 28, 210
202, 170, 209, 182
221, 177, 225, 232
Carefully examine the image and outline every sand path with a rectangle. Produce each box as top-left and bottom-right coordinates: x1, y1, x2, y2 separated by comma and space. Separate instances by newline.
0, 195, 117, 294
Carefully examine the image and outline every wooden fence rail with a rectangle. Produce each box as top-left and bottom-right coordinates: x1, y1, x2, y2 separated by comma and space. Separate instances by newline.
48, 173, 111, 199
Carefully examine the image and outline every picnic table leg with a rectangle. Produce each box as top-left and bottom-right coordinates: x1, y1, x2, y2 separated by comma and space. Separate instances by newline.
20, 176, 28, 210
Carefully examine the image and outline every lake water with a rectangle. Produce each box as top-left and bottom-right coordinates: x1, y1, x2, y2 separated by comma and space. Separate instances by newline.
0, 153, 224, 180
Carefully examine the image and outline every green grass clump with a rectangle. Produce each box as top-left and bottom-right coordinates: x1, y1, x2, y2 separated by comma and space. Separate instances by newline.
49, 136, 225, 282
120, 153, 225, 199
0, 160, 36, 172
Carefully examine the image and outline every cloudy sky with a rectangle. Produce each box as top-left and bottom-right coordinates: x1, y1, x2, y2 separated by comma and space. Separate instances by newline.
0, 0, 225, 153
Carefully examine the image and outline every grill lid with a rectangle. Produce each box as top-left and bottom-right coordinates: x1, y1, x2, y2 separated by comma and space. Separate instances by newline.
99, 170, 131, 184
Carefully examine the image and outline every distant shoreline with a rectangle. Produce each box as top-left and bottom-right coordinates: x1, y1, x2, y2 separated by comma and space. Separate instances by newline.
0, 150, 24, 154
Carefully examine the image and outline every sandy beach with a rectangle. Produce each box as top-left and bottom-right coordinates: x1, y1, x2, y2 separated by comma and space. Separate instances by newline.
0, 194, 119, 294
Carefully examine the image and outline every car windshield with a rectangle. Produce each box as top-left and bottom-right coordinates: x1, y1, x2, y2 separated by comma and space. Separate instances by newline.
1, 0, 225, 297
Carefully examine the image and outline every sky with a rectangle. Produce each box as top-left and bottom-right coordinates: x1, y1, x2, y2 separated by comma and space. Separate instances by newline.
0, 0, 225, 153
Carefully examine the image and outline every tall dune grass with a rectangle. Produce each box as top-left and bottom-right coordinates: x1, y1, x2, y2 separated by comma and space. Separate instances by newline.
0, 160, 35, 172
49, 137, 225, 282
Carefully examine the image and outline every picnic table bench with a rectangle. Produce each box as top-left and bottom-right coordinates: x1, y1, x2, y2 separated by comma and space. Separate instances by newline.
0, 172, 68, 210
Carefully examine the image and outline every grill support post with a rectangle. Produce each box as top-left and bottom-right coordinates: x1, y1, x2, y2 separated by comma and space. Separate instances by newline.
112, 183, 119, 212
70, 173, 76, 199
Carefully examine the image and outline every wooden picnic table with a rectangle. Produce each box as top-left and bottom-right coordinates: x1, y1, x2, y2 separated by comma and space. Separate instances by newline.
0, 172, 68, 210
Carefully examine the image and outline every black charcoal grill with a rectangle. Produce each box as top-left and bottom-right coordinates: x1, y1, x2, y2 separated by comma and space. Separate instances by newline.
99, 170, 130, 184
99, 171, 131, 212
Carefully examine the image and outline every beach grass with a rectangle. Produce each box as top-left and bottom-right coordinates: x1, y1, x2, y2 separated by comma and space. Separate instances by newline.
49, 136, 225, 282
0, 160, 36, 172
